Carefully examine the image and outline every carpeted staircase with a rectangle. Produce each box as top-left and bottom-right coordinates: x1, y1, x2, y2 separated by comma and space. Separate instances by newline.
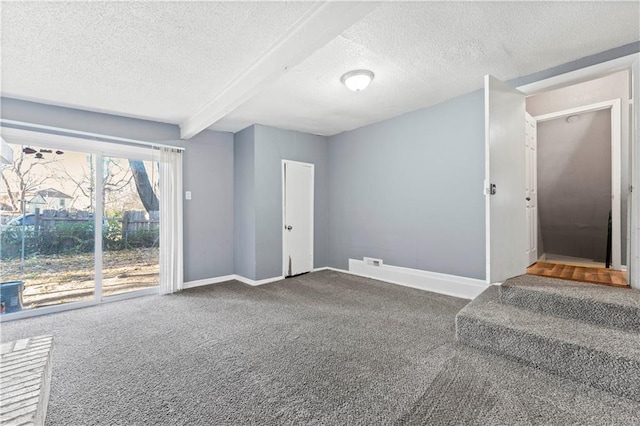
455, 274, 640, 402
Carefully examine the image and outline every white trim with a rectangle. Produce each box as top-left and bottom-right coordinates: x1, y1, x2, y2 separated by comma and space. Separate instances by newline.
184, 273, 294, 287
0, 119, 184, 151
282, 160, 315, 277
272, 259, 488, 299
0, 300, 99, 322
234, 275, 284, 287
533, 99, 623, 270
183, 275, 235, 289
533, 100, 621, 122
313, 266, 353, 274
282, 160, 286, 276
612, 100, 622, 271
94, 153, 104, 301
102, 287, 158, 303
484, 75, 492, 283
179, 2, 379, 139
0, 287, 160, 322
517, 53, 640, 95
348, 259, 489, 300
327, 267, 350, 274
1, 126, 160, 161
631, 57, 640, 289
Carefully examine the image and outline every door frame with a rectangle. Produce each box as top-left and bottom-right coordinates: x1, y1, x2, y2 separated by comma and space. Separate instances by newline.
513, 52, 639, 287
532, 99, 622, 270
281, 159, 315, 277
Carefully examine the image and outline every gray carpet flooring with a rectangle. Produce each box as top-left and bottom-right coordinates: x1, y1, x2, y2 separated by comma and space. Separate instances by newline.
1, 270, 639, 425
500, 274, 640, 332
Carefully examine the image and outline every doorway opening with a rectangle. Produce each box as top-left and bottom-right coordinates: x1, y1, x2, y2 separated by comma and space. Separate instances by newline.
524, 71, 628, 286
485, 53, 639, 289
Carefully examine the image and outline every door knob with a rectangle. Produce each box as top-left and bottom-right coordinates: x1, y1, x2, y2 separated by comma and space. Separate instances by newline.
526, 197, 531, 201
286, 225, 293, 231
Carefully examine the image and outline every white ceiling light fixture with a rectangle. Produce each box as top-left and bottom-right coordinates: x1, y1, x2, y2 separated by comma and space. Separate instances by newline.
340, 69, 375, 92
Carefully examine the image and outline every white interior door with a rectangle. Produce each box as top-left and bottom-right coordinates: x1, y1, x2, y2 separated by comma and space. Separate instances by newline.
485, 75, 528, 283
525, 112, 538, 266
283, 161, 314, 277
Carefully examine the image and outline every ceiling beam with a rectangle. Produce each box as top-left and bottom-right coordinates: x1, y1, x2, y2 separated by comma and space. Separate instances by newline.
179, 1, 379, 139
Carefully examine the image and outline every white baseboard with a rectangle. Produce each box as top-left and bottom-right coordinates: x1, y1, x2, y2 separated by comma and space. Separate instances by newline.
183, 275, 236, 289
348, 259, 489, 300
183, 263, 488, 300
313, 266, 350, 273
234, 275, 284, 286
183, 274, 284, 289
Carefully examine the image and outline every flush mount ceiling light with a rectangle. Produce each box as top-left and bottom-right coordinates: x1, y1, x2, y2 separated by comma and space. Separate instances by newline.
567, 115, 580, 123
340, 69, 375, 92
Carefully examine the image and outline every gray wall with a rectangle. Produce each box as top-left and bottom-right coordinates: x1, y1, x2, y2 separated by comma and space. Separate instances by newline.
184, 129, 234, 281
233, 126, 256, 280
327, 90, 486, 279
0, 97, 235, 282
537, 110, 612, 261
254, 124, 329, 280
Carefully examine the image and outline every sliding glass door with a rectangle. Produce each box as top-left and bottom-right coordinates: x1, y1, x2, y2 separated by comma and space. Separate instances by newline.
1, 132, 165, 316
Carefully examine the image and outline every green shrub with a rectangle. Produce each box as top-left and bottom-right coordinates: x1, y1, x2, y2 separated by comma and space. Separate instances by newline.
123, 229, 159, 249
1, 227, 39, 258
103, 218, 124, 251
1, 219, 159, 259
39, 221, 95, 255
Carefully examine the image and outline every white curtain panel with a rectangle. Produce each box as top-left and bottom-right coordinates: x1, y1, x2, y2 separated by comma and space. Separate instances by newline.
159, 147, 184, 294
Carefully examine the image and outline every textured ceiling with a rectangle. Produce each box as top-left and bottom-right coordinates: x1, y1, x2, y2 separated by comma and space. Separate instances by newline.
212, 1, 640, 135
1, 1, 319, 123
1, 1, 639, 137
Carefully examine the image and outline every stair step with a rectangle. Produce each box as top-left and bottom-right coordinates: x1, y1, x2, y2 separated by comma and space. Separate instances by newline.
501, 274, 640, 332
456, 286, 640, 402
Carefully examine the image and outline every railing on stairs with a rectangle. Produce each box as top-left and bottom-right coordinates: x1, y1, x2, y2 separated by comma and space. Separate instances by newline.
606, 210, 612, 269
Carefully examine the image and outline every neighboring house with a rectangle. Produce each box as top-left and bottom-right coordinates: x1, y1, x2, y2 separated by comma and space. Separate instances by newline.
27, 188, 73, 213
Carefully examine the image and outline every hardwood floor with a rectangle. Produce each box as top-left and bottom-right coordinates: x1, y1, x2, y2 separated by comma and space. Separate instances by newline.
526, 262, 629, 288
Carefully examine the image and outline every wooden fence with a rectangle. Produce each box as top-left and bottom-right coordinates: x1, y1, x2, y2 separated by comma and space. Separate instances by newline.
120, 210, 159, 239
28, 209, 159, 239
